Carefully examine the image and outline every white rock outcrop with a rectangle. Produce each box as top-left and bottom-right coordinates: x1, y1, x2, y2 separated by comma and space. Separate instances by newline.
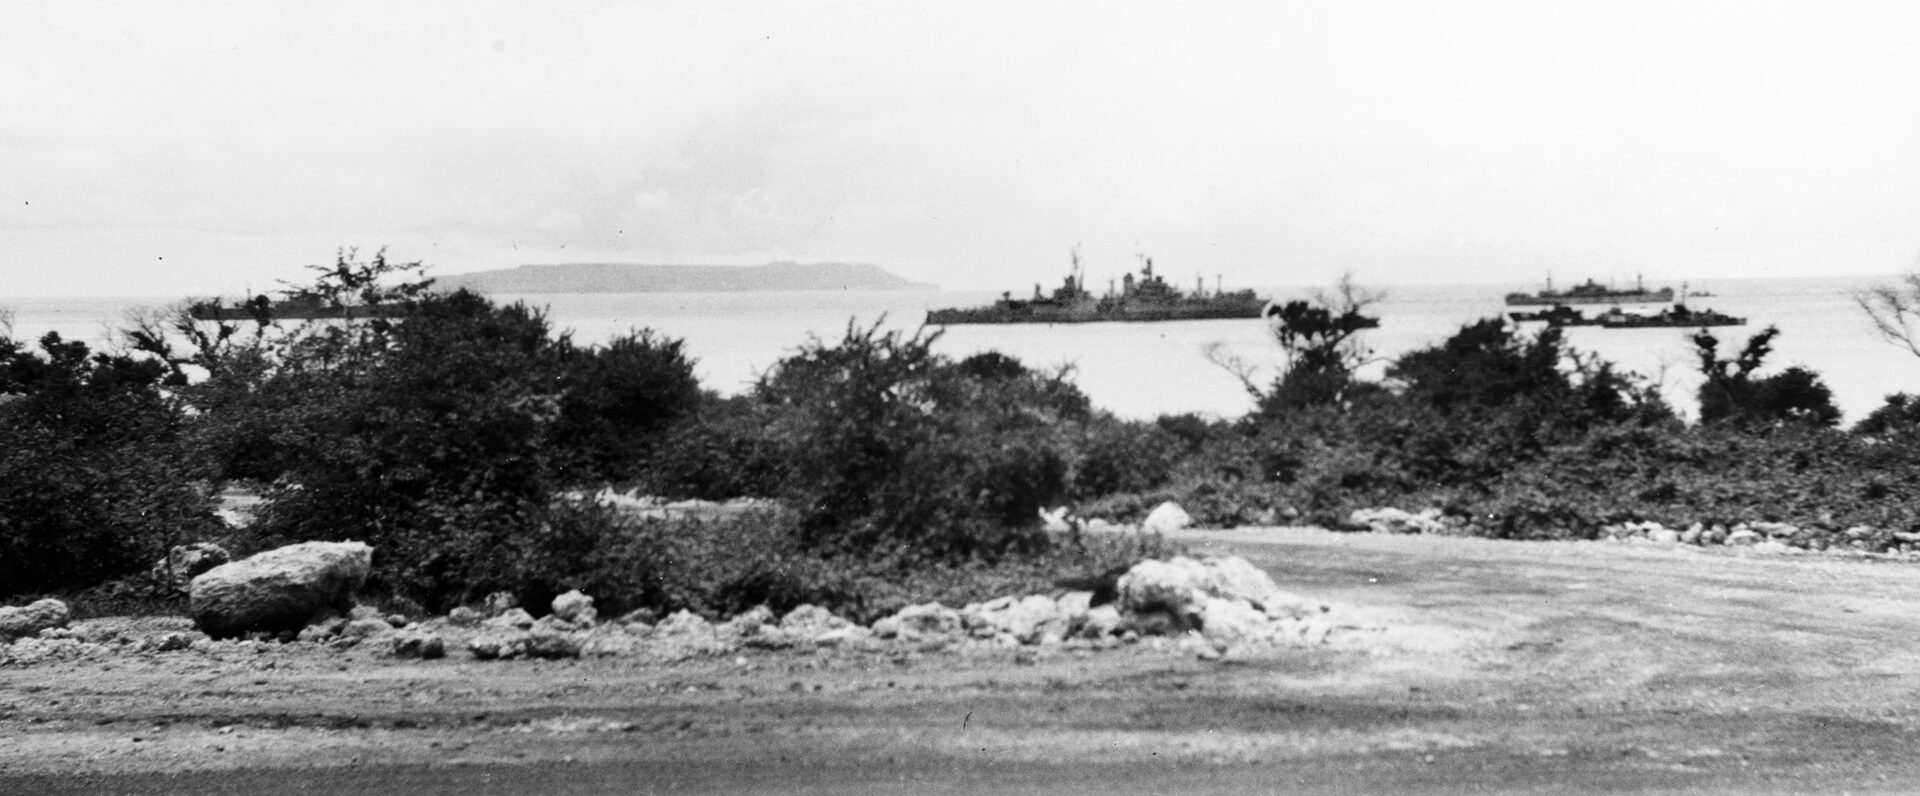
188, 541, 372, 640
1142, 502, 1194, 533
962, 594, 1070, 645
1349, 507, 1447, 535
1114, 555, 1328, 652
873, 602, 964, 642
1199, 596, 1272, 649
0, 598, 70, 642
1115, 557, 1212, 619
551, 590, 598, 626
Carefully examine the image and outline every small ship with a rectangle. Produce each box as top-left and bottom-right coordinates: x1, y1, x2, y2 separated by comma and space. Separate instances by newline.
187, 292, 411, 322
1593, 304, 1745, 329
1506, 304, 1595, 326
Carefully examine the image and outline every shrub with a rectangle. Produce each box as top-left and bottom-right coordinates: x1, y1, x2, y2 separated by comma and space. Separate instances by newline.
641, 394, 793, 500
1392, 318, 1661, 425
1251, 275, 1383, 416
1064, 415, 1185, 500
165, 252, 702, 609
0, 332, 219, 596
550, 330, 704, 483
1694, 326, 1839, 428
1082, 318, 1679, 533
1855, 393, 1920, 436
752, 324, 1073, 561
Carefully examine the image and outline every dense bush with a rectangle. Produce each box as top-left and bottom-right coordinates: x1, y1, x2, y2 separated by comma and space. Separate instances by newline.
1392, 319, 1664, 425
237, 290, 585, 604
1063, 415, 1185, 500
0, 332, 219, 596
550, 330, 704, 482
1693, 326, 1839, 428
32, 249, 1920, 617
147, 253, 705, 609
1252, 277, 1384, 416
1435, 421, 1920, 540
1855, 392, 1920, 436
1096, 312, 1906, 541
640, 394, 793, 500
751, 323, 1075, 560
1147, 317, 1675, 529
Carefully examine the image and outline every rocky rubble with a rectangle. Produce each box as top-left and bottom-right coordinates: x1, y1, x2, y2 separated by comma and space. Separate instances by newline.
0, 598, 71, 641
1, 553, 1342, 667
0, 615, 202, 665
1348, 507, 1451, 535
1347, 505, 1920, 556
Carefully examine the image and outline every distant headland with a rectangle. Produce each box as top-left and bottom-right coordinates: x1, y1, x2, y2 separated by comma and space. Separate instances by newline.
435, 262, 938, 294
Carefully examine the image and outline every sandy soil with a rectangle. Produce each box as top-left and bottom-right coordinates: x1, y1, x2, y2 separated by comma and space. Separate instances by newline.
8, 527, 1920, 794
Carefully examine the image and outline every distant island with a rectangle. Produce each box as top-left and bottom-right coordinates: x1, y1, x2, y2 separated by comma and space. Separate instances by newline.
434, 262, 938, 294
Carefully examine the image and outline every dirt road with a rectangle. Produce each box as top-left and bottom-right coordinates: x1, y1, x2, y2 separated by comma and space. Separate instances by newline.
8, 527, 1920, 794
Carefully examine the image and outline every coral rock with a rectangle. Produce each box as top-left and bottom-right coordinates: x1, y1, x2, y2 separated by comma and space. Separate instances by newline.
1142, 502, 1193, 533
1199, 597, 1274, 649
873, 603, 963, 642
188, 542, 371, 640
550, 590, 597, 626
963, 595, 1069, 645
1116, 557, 1211, 618
0, 599, 71, 642
1349, 507, 1447, 535
389, 630, 446, 659
483, 591, 520, 617
1077, 605, 1125, 639
778, 605, 850, 638
1201, 556, 1280, 605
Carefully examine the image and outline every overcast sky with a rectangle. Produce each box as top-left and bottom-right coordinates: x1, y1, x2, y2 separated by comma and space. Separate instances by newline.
6, 1, 1920, 296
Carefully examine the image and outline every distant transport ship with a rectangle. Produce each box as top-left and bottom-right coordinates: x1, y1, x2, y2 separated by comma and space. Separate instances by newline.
1504, 275, 1674, 306
187, 292, 410, 322
926, 253, 1268, 325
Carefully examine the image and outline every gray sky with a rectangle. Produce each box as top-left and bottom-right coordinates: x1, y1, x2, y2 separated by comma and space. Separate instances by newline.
6, 0, 1920, 296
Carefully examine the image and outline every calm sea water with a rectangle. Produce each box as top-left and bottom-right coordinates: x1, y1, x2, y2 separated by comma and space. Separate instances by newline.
7, 275, 1918, 422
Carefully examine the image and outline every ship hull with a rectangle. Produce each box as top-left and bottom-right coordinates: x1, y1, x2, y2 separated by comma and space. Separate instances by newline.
927, 299, 1267, 325
1596, 314, 1744, 329
188, 304, 411, 321
1504, 288, 1674, 306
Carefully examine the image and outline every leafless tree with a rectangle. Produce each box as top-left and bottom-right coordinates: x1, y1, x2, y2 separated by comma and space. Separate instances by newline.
1202, 341, 1264, 400
1857, 271, 1920, 359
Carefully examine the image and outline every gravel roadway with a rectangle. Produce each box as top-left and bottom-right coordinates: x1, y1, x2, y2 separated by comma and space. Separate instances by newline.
8, 526, 1920, 794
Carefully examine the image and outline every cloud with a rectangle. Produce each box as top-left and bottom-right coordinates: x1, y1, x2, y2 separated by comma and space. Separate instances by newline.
5, 1, 1920, 295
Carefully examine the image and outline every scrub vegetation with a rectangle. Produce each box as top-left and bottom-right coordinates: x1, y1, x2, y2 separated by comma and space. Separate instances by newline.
6, 251, 1920, 619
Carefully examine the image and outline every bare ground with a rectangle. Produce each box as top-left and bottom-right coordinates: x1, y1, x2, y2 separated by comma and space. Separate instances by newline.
8, 527, 1920, 794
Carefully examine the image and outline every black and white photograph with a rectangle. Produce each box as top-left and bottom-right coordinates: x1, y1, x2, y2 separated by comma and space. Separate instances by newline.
7, 1, 1920, 792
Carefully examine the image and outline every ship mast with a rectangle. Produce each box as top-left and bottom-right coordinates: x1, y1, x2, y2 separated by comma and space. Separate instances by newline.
1069, 244, 1084, 291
